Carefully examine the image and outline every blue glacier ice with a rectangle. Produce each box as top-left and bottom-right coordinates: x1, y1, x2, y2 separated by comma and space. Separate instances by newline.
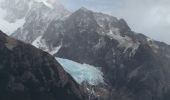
56, 57, 104, 85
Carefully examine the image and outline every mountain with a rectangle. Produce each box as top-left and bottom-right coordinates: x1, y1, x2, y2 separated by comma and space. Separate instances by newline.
10, 0, 70, 43
0, 30, 84, 100
12, 6, 170, 100
0, 0, 69, 36
0, 0, 68, 22
0, 0, 31, 23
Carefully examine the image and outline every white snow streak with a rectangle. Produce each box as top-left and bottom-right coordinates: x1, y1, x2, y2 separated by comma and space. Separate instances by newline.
0, 8, 25, 35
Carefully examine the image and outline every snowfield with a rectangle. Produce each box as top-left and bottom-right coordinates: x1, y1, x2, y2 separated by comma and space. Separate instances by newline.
0, 8, 25, 35
56, 57, 104, 85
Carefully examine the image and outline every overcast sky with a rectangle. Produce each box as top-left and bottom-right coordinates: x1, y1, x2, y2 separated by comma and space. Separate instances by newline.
60, 0, 170, 44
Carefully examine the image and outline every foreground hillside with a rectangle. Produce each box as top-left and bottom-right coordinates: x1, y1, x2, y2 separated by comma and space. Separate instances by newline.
0, 30, 84, 100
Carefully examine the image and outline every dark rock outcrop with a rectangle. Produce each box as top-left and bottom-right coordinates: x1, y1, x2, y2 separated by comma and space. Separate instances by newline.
0, 30, 84, 100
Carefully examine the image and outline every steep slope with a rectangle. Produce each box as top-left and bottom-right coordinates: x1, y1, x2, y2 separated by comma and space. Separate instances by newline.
0, 0, 31, 23
0, 0, 69, 41
0, 30, 84, 100
0, 0, 67, 22
11, 1, 70, 43
12, 7, 170, 100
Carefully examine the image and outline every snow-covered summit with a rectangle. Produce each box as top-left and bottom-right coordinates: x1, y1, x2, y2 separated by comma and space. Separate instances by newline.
42, 0, 54, 9
0, 0, 70, 35
35, 0, 62, 9
0, 0, 69, 23
11, 0, 70, 43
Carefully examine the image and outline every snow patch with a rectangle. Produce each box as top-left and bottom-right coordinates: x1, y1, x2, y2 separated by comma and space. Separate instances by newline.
34, 0, 54, 9
147, 37, 153, 42
105, 29, 139, 54
129, 42, 140, 56
32, 36, 43, 48
0, 7, 25, 35
0, 18, 25, 35
32, 36, 49, 51
56, 57, 104, 85
146, 38, 159, 53
43, 1, 54, 9
49, 45, 61, 55
94, 13, 118, 28
32, 36, 62, 55
108, 29, 131, 46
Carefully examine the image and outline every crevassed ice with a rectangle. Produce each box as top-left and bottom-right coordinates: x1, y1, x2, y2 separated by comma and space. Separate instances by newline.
56, 57, 104, 85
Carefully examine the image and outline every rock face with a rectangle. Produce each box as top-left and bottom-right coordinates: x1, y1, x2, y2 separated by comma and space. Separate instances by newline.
12, 5, 170, 100
0, 30, 84, 100
11, 1, 69, 43
0, 0, 68, 22
1, 0, 69, 42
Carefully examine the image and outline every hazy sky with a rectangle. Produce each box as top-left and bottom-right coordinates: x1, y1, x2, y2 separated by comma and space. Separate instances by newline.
60, 0, 170, 44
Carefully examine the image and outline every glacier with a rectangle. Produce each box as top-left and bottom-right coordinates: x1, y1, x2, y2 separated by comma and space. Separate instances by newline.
56, 57, 104, 85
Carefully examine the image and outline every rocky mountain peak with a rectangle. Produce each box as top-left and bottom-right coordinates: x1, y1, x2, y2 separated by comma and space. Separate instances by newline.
79, 7, 91, 12
0, 0, 69, 23
11, 0, 70, 44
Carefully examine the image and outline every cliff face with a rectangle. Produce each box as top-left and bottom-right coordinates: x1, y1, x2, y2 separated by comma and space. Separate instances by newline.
0, 30, 84, 100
